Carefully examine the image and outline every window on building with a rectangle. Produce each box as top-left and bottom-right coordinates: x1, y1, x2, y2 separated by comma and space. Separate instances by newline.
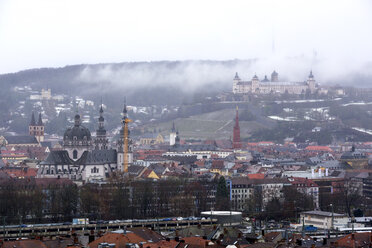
91, 167, 99, 173
73, 150, 78, 159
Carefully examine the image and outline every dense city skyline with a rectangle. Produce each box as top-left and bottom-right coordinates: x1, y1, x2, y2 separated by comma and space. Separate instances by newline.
1, 1, 372, 247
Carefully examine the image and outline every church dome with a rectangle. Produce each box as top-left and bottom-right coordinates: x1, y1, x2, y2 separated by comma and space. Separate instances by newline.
63, 114, 92, 143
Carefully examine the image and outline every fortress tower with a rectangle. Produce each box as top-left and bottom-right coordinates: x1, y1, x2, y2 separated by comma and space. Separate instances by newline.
271, 70, 279, 82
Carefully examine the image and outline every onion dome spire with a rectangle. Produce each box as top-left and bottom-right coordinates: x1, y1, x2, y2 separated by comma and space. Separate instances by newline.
74, 113, 81, 126
309, 70, 314, 78
234, 72, 240, 80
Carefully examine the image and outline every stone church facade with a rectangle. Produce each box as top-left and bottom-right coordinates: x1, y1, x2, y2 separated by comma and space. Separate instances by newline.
37, 104, 133, 184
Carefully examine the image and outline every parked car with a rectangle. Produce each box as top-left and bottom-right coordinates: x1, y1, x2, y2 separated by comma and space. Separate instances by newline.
304, 225, 318, 232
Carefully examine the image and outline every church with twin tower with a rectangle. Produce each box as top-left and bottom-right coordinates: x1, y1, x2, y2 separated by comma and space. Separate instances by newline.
37, 103, 133, 184
29, 112, 44, 142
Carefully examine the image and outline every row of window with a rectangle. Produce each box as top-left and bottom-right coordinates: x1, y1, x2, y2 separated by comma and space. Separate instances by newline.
30, 126, 44, 130
232, 189, 252, 193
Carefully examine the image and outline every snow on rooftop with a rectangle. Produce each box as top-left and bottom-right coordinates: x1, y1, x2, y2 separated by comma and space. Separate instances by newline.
352, 127, 372, 135
275, 99, 325, 104
342, 101, 372, 106
268, 116, 298, 122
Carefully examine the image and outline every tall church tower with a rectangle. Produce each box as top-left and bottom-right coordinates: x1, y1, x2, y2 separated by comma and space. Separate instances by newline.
117, 102, 133, 172
307, 70, 316, 93
233, 106, 241, 149
29, 112, 44, 142
175, 130, 180, 147
94, 104, 108, 150
169, 122, 177, 146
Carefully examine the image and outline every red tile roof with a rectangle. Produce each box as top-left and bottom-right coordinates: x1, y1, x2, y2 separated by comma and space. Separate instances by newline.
305, 146, 333, 152
2, 239, 48, 248
88, 233, 146, 248
127, 227, 164, 243
333, 232, 372, 247
195, 160, 205, 167
232, 163, 243, 170
182, 236, 211, 246
1, 167, 37, 178
211, 160, 224, 169
144, 239, 179, 248
247, 173, 265, 179
140, 168, 158, 178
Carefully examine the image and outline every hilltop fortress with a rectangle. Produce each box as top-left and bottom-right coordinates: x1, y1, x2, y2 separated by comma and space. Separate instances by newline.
232, 70, 317, 95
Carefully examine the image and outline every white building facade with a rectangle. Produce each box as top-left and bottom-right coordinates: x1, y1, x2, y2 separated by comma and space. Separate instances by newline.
232, 71, 317, 95
300, 211, 349, 230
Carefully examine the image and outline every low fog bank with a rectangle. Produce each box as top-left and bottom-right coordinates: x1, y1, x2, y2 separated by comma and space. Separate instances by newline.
1, 57, 371, 107
75, 57, 372, 95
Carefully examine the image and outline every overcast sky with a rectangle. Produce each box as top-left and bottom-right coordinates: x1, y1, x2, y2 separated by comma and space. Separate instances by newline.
0, 0, 371, 74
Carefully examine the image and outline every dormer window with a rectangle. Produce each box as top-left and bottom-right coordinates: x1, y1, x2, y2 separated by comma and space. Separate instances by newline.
73, 136, 77, 141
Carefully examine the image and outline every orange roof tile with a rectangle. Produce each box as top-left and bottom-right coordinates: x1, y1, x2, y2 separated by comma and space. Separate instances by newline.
2, 240, 47, 248
2, 168, 38, 178
195, 160, 205, 167
334, 232, 372, 247
305, 146, 333, 152
88, 232, 146, 248
247, 173, 265, 179
182, 236, 211, 246
144, 240, 179, 248
127, 227, 163, 242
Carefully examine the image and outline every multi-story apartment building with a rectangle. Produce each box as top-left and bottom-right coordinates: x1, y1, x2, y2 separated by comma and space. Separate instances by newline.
228, 177, 290, 211
288, 177, 319, 208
